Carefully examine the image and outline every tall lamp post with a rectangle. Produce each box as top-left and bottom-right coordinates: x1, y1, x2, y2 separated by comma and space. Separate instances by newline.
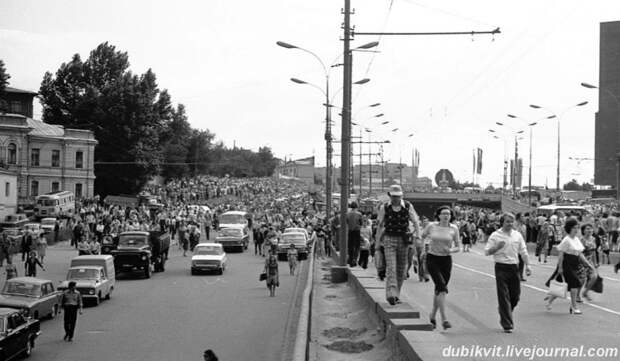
529, 101, 588, 193
582, 82, 620, 202
490, 126, 524, 198
506, 114, 554, 206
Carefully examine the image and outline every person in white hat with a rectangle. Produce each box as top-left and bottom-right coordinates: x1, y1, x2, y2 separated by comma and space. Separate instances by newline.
375, 184, 421, 305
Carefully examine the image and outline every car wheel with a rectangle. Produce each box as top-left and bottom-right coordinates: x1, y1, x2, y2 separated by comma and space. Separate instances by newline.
23, 337, 32, 357
105, 289, 112, 300
191, 269, 196, 276
145, 264, 151, 279
160, 258, 166, 272
33, 311, 39, 320
218, 268, 223, 275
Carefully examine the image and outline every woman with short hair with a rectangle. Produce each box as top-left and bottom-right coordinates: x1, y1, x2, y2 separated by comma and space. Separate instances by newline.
545, 217, 597, 314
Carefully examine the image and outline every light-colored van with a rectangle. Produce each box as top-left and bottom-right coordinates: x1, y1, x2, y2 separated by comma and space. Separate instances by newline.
58, 255, 115, 304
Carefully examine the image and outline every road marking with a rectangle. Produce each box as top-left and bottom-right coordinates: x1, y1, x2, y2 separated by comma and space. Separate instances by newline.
469, 249, 620, 282
453, 262, 620, 317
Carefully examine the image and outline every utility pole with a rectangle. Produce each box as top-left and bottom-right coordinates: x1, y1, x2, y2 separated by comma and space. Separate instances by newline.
556, 121, 560, 191
514, 136, 519, 198
325, 80, 333, 222
359, 129, 363, 195
338, 0, 352, 268
528, 127, 533, 206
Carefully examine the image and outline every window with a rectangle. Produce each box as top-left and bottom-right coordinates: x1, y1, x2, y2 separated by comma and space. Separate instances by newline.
5, 182, 9, 197
10, 101, 22, 114
51, 181, 60, 192
30, 180, 39, 197
75, 183, 82, 198
31, 148, 40, 166
52, 150, 60, 167
7, 143, 16, 165
75, 151, 83, 169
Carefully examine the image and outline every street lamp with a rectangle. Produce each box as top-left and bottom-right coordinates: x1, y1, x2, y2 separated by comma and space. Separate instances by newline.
529, 101, 588, 192
494, 123, 525, 198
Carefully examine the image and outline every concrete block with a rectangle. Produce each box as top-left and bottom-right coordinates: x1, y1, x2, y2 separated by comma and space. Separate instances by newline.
377, 302, 420, 320
389, 318, 434, 331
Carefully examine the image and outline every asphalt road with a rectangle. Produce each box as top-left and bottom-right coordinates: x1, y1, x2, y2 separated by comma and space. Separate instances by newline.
400, 243, 620, 360
13, 239, 304, 361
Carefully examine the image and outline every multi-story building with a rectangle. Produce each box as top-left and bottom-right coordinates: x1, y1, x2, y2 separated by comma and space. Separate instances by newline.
0, 87, 97, 204
0, 169, 18, 219
594, 21, 620, 187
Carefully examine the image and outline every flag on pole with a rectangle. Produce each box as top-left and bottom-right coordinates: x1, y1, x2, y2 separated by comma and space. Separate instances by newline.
473, 149, 476, 175
476, 148, 483, 174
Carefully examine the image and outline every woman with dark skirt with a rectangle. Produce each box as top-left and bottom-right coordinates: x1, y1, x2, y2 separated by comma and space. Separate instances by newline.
545, 218, 597, 314
422, 206, 461, 330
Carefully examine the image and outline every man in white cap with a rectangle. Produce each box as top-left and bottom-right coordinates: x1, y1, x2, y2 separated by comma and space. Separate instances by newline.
376, 184, 421, 305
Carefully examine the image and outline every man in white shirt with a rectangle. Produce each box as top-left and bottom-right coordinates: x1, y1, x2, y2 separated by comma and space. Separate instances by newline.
485, 212, 532, 333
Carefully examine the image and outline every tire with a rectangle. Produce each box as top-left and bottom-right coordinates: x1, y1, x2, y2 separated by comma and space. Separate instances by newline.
160, 257, 166, 272
191, 269, 196, 276
105, 288, 112, 300
145, 264, 151, 279
33, 311, 39, 320
217, 268, 223, 275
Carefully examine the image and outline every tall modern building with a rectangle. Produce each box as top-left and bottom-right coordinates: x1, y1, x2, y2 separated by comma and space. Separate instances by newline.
594, 21, 620, 187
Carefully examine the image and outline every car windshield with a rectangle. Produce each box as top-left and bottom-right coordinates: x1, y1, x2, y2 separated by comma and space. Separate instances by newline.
3, 229, 20, 236
219, 228, 242, 237
37, 199, 57, 206
194, 246, 222, 256
118, 235, 147, 247
219, 214, 245, 225
2, 281, 41, 297
67, 268, 100, 280
41, 219, 56, 225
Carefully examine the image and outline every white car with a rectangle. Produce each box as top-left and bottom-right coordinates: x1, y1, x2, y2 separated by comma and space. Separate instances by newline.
22, 223, 43, 238
40, 218, 57, 233
191, 243, 227, 275
283, 227, 309, 241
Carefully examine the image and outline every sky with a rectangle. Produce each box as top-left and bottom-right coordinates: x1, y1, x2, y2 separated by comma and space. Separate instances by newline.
1, 0, 619, 188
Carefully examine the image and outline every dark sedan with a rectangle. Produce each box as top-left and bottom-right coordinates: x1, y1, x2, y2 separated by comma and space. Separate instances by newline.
0, 307, 41, 360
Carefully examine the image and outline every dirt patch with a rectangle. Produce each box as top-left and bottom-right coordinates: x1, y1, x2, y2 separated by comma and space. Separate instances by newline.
324, 294, 338, 300
324, 340, 374, 353
322, 327, 367, 339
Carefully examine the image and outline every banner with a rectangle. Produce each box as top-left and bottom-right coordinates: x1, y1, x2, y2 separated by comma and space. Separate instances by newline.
476, 148, 483, 174
472, 149, 476, 175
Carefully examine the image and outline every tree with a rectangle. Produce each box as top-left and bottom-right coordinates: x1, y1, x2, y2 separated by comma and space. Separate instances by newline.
0, 59, 11, 112
563, 179, 581, 191
39, 42, 170, 196
160, 104, 192, 179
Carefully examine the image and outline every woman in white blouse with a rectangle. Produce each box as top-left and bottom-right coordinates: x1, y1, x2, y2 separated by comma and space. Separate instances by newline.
545, 218, 597, 314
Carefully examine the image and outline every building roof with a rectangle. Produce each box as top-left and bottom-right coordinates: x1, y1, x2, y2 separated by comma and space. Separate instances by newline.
26, 118, 64, 137
4, 86, 38, 95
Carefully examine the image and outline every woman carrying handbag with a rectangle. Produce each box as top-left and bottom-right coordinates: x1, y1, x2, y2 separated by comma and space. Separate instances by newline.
544, 218, 597, 314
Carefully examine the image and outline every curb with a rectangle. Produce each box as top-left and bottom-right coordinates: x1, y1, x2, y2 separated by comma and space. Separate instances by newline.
345, 267, 433, 361
292, 242, 315, 361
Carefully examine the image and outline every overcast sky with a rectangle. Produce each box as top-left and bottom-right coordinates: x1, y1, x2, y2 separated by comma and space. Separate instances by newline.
1, 0, 619, 187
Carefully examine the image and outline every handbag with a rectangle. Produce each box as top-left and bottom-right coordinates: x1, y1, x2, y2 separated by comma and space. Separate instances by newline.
259, 272, 267, 281
591, 275, 603, 294
547, 274, 568, 299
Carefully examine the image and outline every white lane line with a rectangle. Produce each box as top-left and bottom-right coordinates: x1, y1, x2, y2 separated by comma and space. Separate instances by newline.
469, 249, 620, 282
452, 262, 620, 317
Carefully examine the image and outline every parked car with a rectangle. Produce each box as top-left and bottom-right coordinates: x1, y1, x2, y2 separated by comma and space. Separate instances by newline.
215, 227, 248, 252
39, 218, 57, 234
58, 265, 113, 306
277, 232, 309, 261
2, 228, 23, 256
191, 243, 227, 275
0, 214, 29, 231
0, 277, 62, 320
0, 307, 41, 360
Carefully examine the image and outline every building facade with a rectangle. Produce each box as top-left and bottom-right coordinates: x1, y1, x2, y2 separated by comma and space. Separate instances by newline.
275, 156, 316, 185
0, 169, 18, 220
0, 87, 97, 204
594, 21, 620, 187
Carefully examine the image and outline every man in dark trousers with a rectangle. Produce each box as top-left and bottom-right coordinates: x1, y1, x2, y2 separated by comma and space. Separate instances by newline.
60, 281, 83, 341
346, 202, 363, 267
485, 212, 532, 333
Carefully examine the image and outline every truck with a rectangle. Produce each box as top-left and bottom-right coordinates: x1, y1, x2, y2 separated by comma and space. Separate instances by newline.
110, 230, 170, 278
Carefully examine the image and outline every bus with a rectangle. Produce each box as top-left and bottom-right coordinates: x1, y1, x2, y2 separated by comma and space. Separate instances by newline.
34, 191, 75, 219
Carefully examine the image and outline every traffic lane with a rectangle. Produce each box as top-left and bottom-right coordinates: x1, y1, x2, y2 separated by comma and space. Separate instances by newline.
28, 246, 302, 361
462, 246, 620, 317
401, 250, 619, 356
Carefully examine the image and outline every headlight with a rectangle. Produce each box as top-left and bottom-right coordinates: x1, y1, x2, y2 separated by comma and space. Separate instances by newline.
89, 289, 95, 295
141, 255, 147, 260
